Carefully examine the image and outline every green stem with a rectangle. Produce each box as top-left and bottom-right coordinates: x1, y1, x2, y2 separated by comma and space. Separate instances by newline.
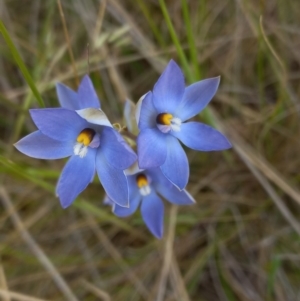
158, 0, 193, 82
181, 0, 201, 79
0, 19, 45, 107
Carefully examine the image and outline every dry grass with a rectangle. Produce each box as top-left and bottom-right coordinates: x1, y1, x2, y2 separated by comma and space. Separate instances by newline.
1, 0, 300, 300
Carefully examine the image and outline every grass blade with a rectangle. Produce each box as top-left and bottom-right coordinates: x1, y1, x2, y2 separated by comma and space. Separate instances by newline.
0, 19, 45, 108
158, 0, 193, 82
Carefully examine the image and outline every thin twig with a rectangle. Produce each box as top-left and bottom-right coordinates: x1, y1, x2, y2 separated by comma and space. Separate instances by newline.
57, 0, 79, 86
0, 187, 79, 301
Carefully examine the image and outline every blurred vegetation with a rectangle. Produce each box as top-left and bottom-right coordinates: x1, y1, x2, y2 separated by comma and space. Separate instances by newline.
1, 0, 300, 300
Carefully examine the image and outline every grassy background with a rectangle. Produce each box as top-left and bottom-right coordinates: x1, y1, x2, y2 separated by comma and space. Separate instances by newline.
1, 0, 300, 300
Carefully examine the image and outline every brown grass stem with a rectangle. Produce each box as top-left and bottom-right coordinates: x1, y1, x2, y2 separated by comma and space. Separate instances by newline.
156, 205, 178, 301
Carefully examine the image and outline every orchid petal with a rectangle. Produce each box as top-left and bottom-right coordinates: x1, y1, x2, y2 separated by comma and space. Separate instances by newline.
113, 192, 141, 217
56, 83, 80, 110
137, 128, 167, 169
176, 77, 220, 121
173, 122, 232, 151
149, 168, 195, 205
96, 151, 129, 207
14, 131, 73, 159
30, 108, 88, 141
156, 181, 195, 205
152, 60, 185, 114
101, 127, 137, 169
135, 93, 147, 127
160, 136, 189, 190
141, 192, 164, 239
137, 92, 157, 130
124, 99, 139, 134
76, 108, 112, 128
78, 75, 100, 109
56, 149, 96, 208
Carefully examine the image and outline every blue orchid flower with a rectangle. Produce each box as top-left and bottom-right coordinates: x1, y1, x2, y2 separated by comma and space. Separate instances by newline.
15, 75, 137, 208
56, 75, 101, 110
111, 164, 195, 239
136, 60, 232, 190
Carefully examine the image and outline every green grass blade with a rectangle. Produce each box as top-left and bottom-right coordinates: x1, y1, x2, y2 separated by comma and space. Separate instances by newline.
0, 19, 45, 108
0, 155, 53, 192
181, 0, 201, 79
158, 0, 218, 128
158, 0, 193, 82
135, 0, 166, 47
267, 257, 281, 300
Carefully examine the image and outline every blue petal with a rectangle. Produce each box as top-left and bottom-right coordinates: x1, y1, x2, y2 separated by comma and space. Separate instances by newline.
156, 180, 195, 205
152, 60, 185, 114
149, 168, 195, 205
137, 92, 157, 130
160, 136, 189, 190
173, 122, 232, 151
30, 108, 88, 141
141, 192, 164, 239
175, 77, 220, 121
14, 130, 73, 159
137, 128, 167, 169
101, 127, 137, 169
96, 150, 129, 207
56, 149, 96, 208
78, 75, 100, 109
56, 83, 80, 110
158, 186, 195, 205
113, 192, 141, 217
